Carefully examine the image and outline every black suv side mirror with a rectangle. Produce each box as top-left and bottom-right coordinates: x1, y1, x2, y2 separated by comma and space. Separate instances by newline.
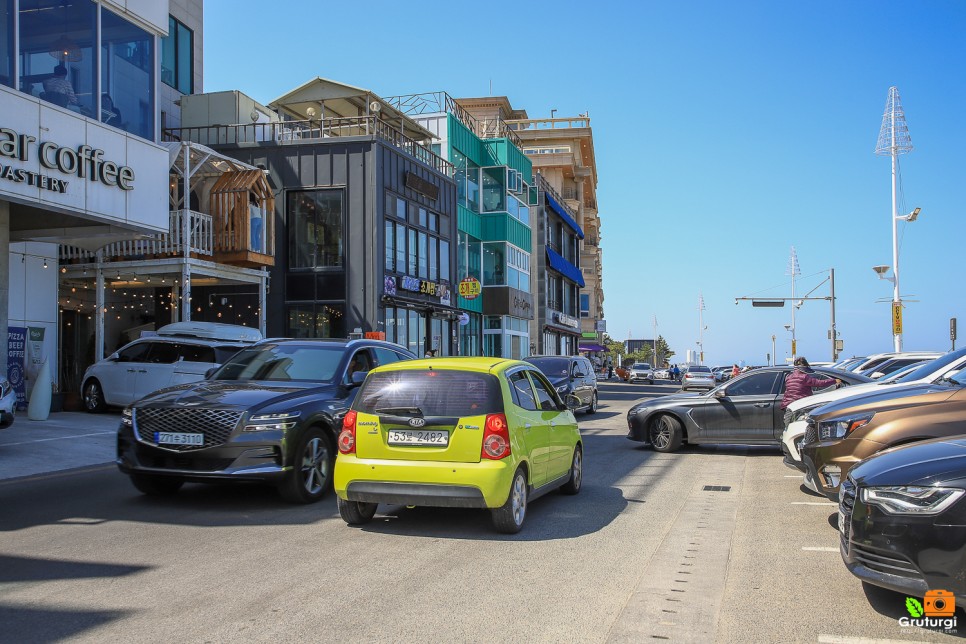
714, 388, 727, 399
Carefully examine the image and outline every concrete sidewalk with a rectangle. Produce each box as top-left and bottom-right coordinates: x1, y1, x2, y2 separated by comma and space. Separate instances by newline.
0, 411, 120, 481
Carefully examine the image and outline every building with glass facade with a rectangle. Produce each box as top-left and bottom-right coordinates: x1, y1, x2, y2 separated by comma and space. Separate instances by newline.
1, 0, 203, 402
533, 174, 584, 356
168, 79, 461, 357
386, 93, 536, 358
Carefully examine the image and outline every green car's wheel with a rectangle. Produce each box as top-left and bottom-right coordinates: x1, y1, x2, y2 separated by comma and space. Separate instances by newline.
560, 445, 583, 495
491, 467, 528, 534
338, 497, 378, 525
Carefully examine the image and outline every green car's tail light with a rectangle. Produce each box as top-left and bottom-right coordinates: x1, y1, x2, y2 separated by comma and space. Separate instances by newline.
338, 410, 357, 454
482, 413, 511, 460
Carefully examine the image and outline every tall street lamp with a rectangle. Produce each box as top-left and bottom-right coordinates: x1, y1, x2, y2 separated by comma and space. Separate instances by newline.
875, 86, 915, 352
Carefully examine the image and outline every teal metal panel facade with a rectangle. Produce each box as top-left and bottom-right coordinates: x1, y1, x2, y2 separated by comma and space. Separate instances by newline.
482, 213, 531, 250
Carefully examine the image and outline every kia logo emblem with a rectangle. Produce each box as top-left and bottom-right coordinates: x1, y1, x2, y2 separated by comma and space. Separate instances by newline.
409, 417, 426, 428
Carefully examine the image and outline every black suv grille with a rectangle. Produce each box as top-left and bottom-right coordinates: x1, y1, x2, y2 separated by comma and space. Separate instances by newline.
134, 408, 243, 451
839, 478, 855, 545
850, 543, 922, 580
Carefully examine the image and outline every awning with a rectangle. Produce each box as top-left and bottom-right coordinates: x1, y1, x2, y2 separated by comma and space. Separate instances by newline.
545, 193, 584, 239
546, 248, 585, 287
579, 343, 606, 352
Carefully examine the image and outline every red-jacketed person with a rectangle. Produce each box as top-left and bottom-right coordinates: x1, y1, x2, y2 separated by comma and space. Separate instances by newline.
780, 357, 841, 427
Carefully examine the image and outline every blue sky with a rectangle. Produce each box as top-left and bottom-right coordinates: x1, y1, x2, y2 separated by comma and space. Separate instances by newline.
205, 0, 966, 365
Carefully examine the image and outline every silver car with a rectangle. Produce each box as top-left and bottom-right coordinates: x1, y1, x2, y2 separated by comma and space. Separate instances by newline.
0, 378, 16, 429
681, 365, 715, 391
629, 363, 654, 384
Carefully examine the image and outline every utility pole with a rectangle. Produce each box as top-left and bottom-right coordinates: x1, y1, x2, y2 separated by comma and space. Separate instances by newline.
698, 294, 705, 364
829, 267, 837, 361
653, 315, 658, 366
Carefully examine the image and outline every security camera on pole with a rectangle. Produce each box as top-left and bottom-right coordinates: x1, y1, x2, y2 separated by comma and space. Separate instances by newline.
874, 87, 917, 352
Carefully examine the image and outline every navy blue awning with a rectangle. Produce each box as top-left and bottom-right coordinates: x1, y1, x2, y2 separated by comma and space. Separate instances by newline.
546, 248, 585, 287
546, 193, 584, 239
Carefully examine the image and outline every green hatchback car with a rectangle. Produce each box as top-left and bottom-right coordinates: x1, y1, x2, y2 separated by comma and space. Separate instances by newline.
334, 357, 583, 533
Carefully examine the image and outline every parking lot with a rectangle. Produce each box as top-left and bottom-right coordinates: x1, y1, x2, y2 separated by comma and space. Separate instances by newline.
0, 381, 960, 642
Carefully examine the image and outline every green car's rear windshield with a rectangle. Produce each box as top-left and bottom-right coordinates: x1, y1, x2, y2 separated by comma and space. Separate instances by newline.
356, 370, 503, 417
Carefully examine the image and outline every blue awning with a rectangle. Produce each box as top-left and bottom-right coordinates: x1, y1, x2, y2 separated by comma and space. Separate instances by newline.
546, 248, 586, 287
546, 193, 584, 239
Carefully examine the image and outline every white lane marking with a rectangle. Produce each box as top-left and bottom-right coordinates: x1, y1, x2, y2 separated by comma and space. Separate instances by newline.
802, 547, 839, 552
791, 501, 837, 506
784, 475, 803, 478
0, 431, 115, 447
818, 636, 930, 644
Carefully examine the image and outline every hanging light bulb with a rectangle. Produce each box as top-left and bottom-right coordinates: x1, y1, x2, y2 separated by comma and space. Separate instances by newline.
60, 266, 66, 274
43, 259, 48, 269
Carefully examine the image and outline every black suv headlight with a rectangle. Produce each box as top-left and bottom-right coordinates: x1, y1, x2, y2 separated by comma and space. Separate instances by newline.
817, 413, 874, 441
861, 486, 964, 515
244, 411, 301, 432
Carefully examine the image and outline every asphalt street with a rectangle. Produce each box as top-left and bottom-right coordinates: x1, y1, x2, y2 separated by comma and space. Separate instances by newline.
0, 381, 961, 643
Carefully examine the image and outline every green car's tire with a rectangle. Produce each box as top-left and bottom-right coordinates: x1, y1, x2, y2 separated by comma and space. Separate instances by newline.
560, 446, 583, 495
338, 497, 378, 525
491, 467, 528, 534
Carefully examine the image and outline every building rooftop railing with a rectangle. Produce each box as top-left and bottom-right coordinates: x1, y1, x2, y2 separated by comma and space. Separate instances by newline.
385, 91, 523, 147
505, 117, 591, 131
164, 116, 453, 177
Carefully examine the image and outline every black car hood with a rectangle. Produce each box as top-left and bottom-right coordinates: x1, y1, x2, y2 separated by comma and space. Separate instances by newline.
811, 382, 956, 419
850, 436, 966, 487
135, 380, 337, 409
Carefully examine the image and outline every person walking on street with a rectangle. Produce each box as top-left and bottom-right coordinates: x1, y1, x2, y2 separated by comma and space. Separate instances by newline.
671, 364, 680, 382
780, 357, 840, 427
731, 364, 740, 379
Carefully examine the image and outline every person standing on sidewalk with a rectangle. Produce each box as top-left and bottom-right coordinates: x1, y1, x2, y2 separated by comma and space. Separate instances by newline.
780, 357, 840, 427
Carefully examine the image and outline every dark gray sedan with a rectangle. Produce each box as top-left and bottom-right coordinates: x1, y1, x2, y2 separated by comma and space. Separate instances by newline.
626, 366, 871, 452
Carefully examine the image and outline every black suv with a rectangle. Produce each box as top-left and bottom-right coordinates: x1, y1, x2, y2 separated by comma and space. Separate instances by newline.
116, 338, 416, 503
524, 355, 599, 414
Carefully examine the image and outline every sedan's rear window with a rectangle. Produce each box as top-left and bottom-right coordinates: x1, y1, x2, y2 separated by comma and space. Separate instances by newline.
688, 366, 712, 373
356, 370, 502, 417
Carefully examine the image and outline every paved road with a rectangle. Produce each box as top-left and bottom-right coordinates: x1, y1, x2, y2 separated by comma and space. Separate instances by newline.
0, 382, 960, 642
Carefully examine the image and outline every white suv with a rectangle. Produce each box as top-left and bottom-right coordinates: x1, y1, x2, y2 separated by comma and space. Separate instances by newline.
82, 322, 262, 412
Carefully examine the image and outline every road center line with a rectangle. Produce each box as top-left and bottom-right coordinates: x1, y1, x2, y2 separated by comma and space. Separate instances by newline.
790, 501, 837, 506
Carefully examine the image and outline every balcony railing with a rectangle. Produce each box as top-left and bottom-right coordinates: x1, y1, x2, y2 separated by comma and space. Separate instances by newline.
60, 209, 214, 262
164, 116, 453, 177
505, 117, 591, 131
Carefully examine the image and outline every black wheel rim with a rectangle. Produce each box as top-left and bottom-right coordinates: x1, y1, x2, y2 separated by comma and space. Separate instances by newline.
301, 437, 330, 495
652, 418, 671, 450
84, 383, 101, 410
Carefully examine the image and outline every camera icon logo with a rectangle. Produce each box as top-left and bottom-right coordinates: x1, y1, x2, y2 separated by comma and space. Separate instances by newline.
924, 589, 956, 617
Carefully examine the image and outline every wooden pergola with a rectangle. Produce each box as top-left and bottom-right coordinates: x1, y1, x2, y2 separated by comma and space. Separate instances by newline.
210, 168, 275, 268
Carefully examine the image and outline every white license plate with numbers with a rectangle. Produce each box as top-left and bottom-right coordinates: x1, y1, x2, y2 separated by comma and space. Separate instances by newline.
387, 429, 448, 446
155, 432, 204, 446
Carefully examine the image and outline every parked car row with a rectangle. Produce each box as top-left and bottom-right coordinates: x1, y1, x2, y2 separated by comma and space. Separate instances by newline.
626, 348, 966, 608
108, 326, 589, 533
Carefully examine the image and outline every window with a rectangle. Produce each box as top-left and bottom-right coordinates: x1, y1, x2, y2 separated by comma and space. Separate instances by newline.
18, 0, 96, 115
726, 372, 780, 396
101, 7, 154, 138
481, 166, 506, 213
580, 293, 590, 318
161, 15, 193, 94
509, 370, 538, 411
407, 229, 417, 275
384, 220, 394, 272
395, 223, 406, 274
429, 236, 438, 281
439, 240, 450, 282
146, 342, 179, 364
286, 303, 346, 338
528, 371, 558, 411
1, 0, 12, 88
374, 347, 403, 368
117, 341, 150, 362
417, 232, 428, 279
288, 190, 344, 269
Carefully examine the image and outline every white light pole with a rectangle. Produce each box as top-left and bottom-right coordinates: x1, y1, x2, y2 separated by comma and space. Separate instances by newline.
787, 248, 800, 360
875, 86, 914, 352
698, 294, 706, 364
771, 334, 776, 366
